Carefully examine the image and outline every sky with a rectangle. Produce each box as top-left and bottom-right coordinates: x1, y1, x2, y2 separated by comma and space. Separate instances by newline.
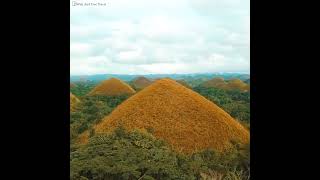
70, 0, 250, 75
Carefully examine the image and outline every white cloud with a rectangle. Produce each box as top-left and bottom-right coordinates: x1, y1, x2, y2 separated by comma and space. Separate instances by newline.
70, 42, 92, 57
70, 0, 250, 75
117, 49, 145, 63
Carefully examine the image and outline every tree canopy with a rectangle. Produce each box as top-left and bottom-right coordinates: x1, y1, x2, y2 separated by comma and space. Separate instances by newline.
71, 127, 250, 180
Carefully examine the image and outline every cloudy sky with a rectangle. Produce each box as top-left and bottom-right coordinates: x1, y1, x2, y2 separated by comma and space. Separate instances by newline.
70, 0, 250, 75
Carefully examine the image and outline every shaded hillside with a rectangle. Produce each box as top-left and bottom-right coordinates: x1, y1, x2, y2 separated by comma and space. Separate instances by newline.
131, 76, 152, 90
227, 79, 250, 92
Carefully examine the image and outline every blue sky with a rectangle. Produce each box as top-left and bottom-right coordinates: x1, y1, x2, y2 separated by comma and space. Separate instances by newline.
70, 0, 250, 75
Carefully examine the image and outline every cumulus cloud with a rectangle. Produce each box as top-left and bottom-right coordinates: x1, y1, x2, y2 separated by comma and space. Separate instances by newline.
70, 0, 250, 75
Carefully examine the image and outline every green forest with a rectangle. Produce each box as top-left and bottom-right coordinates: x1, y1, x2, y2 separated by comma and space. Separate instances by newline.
193, 86, 250, 129
71, 127, 249, 180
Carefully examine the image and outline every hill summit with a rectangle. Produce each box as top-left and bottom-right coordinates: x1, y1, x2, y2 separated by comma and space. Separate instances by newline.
131, 76, 152, 90
88, 78, 136, 96
203, 77, 227, 89
94, 78, 249, 153
227, 79, 250, 91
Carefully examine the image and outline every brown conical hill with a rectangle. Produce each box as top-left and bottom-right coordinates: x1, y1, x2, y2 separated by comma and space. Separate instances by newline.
132, 76, 152, 90
70, 92, 80, 112
94, 78, 249, 154
88, 78, 136, 96
203, 77, 227, 89
226, 79, 249, 91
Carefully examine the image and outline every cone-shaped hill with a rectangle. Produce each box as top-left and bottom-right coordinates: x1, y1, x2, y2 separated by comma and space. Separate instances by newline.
202, 77, 227, 89
227, 79, 250, 92
93, 78, 249, 153
70, 92, 80, 112
202, 78, 250, 92
88, 78, 136, 96
132, 76, 152, 90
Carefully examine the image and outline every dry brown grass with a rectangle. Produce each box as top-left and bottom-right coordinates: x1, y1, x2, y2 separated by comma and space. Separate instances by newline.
70, 92, 80, 112
227, 79, 250, 92
132, 76, 152, 89
88, 78, 136, 96
203, 78, 228, 89
93, 78, 249, 154
76, 130, 89, 144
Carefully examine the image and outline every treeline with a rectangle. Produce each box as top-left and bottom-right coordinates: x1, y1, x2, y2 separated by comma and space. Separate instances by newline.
71, 127, 250, 180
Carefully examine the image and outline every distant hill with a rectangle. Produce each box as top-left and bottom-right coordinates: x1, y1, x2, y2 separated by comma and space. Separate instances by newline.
202, 78, 250, 92
88, 78, 136, 96
202, 77, 227, 89
131, 76, 152, 90
226, 79, 250, 91
70, 73, 250, 83
71, 74, 136, 82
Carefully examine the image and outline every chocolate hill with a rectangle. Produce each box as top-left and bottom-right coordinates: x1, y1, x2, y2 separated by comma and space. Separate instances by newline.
93, 78, 249, 153
88, 78, 136, 96
203, 77, 227, 89
227, 79, 250, 92
202, 78, 249, 92
70, 93, 80, 112
131, 76, 152, 90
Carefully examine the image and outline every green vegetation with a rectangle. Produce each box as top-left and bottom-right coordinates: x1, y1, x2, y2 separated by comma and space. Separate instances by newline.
70, 95, 130, 143
193, 86, 250, 124
71, 127, 250, 180
84, 95, 130, 109
70, 81, 97, 97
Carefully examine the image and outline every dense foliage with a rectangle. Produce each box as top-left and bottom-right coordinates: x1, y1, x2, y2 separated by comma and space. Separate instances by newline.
84, 95, 130, 109
70, 95, 130, 143
193, 86, 250, 124
71, 81, 97, 97
71, 127, 250, 180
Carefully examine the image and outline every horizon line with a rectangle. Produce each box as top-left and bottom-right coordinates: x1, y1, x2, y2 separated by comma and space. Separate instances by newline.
70, 72, 250, 76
